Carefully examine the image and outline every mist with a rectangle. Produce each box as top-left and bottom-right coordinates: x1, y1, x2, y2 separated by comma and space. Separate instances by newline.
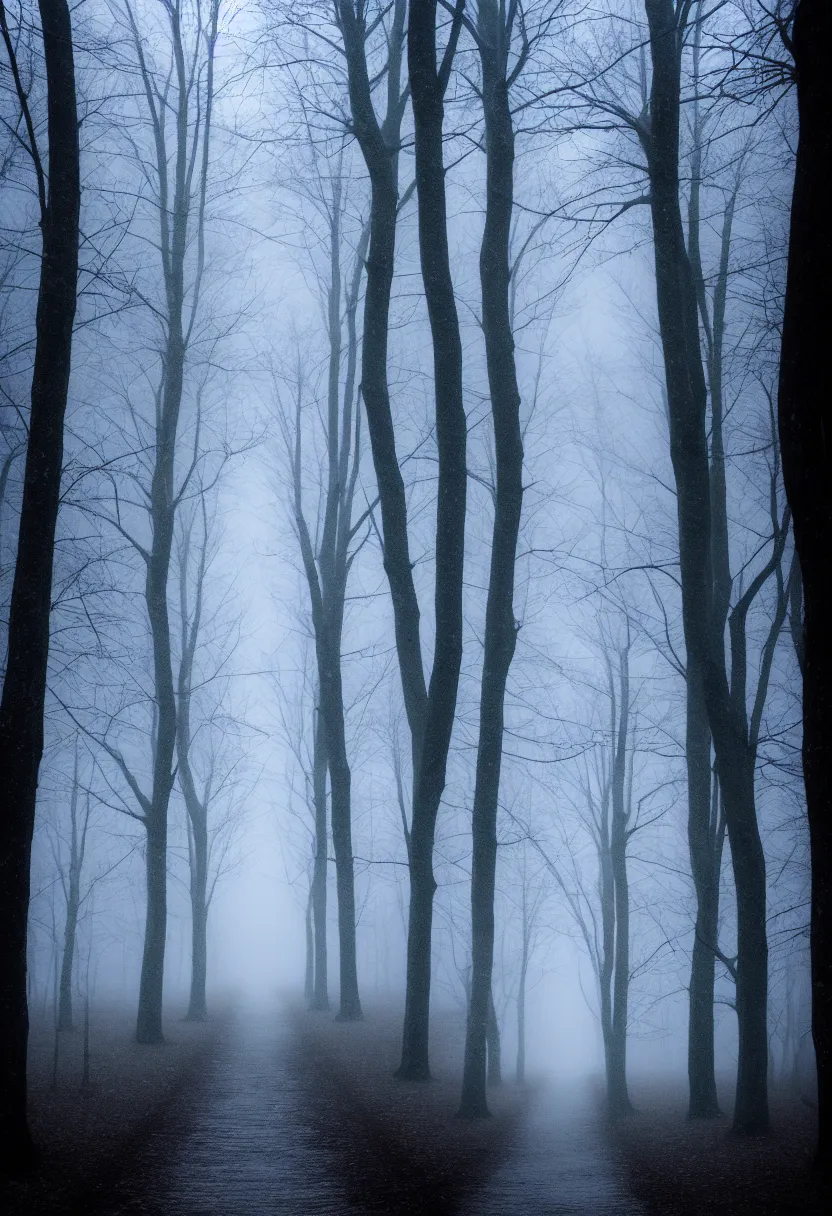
1, 2, 828, 1214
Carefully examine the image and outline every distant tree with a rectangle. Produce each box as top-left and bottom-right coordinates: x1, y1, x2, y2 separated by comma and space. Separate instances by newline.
273, 140, 371, 1019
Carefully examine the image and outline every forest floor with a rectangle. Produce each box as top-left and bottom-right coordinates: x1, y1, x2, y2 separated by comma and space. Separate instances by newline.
608, 1077, 828, 1216
0, 1003, 222, 1215
289, 1001, 530, 1215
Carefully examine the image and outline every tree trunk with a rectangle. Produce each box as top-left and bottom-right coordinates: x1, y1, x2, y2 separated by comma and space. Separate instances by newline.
136, 812, 169, 1043
644, 0, 768, 1131
57, 887, 79, 1033
486, 989, 502, 1088
397, 0, 468, 1082
185, 821, 208, 1022
516, 955, 528, 1085
311, 712, 329, 1010
609, 648, 633, 1116
686, 681, 722, 1116
777, 0, 832, 1163
459, 0, 523, 1117
57, 765, 82, 1032
304, 885, 314, 1002
0, 0, 80, 1170
338, 0, 427, 770
321, 630, 362, 1020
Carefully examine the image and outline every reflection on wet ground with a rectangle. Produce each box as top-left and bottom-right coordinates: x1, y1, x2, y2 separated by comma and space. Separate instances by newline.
98, 1007, 643, 1215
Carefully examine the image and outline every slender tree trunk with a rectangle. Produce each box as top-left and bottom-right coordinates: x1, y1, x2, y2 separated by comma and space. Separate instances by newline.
609, 648, 634, 1116
777, 0, 832, 1163
320, 627, 362, 1019
338, 1, 427, 773
57, 887, 79, 1033
688, 742, 722, 1117
397, 0, 468, 1082
311, 712, 329, 1010
516, 953, 528, 1085
57, 764, 82, 1032
644, 0, 768, 1131
186, 822, 208, 1021
0, 0, 79, 1169
459, 0, 523, 1117
304, 885, 314, 1002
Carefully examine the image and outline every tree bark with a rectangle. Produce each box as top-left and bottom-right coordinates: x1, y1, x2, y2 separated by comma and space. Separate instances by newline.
459, 0, 523, 1117
57, 754, 86, 1032
776, 0, 832, 1162
644, 0, 769, 1131
310, 710, 329, 1010
486, 988, 502, 1087
0, 0, 79, 1170
397, 0, 468, 1081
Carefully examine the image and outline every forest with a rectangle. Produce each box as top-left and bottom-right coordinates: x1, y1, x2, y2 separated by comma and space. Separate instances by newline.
1, 1, 829, 1214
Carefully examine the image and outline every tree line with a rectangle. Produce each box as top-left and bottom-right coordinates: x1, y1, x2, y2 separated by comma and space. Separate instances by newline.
1, 0, 829, 1171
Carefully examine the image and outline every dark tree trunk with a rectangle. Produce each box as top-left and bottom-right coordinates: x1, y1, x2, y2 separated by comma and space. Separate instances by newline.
304, 885, 314, 1002
310, 712, 329, 1010
319, 626, 362, 1020
136, 226, 184, 1049
486, 989, 502, 1087
396, 0, 468, 1082
338, 0, 466, 1077
609, 647, 634, 1116
185, 822, 208, 1022
459, 0, 523, 1117
0, 0, 79, 1170
643, 0, 769, 1132
687, 732, 723, 1118
338, 0, 427, 768
777, 0, 832, 1161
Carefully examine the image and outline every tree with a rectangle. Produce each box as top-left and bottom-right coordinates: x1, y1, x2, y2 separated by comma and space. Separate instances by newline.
87, 0, 222, 1044
174, 489, 247, 1022
55, 744, 89, 1032
274, 141, 371, 1019
776, 0, 832, 1162
0, 0, 80, 1169
336, 0, 469, 1077
458, 0, 527, 1119
638, 0, 786, 1131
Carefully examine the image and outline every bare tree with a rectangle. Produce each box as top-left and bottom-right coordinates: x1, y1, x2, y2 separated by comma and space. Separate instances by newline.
336, 0, 469, 1076
274, 139, 371, 1019
86, 0, 222, 1044
459, 0, 528, 1119
776, 0, 832, 1161
0, 0, 79, 1168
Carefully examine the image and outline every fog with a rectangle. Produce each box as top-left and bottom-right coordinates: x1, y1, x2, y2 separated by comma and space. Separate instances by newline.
1, 1, 823, 1213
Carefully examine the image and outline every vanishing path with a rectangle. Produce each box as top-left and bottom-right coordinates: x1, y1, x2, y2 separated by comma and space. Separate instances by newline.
100, 1006, 360, 1216
100, 1006, 644, 1216
463, 1081, 645, 1216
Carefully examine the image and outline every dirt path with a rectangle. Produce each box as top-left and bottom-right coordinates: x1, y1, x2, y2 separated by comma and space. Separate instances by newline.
88, 1006, 642, 1216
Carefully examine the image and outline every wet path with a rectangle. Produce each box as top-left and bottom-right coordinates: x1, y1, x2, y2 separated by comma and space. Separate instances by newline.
102, 1007, 360, 1215
464, 1081, 645, 1215
101, 1008, 643, 1216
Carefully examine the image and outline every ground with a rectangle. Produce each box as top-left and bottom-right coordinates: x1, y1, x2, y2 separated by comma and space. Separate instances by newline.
0, 1004, 220, 1215
2, 1004, 827, 1215
289, 1002, 528, 1214
607, 1076, 827, 1216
